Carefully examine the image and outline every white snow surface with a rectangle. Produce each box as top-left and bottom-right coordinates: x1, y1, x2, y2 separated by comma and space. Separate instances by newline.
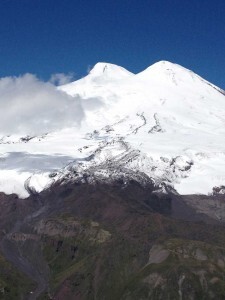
1, 60, 225, 198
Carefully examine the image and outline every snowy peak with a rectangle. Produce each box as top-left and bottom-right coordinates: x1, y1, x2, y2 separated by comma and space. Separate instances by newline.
89, 61, 185, 81
89, 62, 134, 80
148, 60, 185, 70
142, 60, 192, 74
135, 60, 224, 95
59, 62, 134, 96
136, 60, 198, 83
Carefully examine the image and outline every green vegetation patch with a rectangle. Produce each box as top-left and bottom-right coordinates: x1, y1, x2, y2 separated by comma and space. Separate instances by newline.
0, 253, 36, 299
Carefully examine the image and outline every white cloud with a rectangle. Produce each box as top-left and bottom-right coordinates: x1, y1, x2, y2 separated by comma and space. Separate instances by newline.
0, 74, 84, 135
49, 72, 74, 86
81, 97, 104, 111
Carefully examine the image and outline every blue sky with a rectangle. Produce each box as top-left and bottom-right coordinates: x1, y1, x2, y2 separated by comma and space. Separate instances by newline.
0, 0, 225, 88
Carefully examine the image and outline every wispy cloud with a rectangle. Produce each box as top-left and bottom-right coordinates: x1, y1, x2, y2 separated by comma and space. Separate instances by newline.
49, 72, 74, 86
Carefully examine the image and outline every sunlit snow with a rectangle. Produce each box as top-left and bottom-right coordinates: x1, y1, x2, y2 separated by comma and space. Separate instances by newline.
1, 60, 225, 197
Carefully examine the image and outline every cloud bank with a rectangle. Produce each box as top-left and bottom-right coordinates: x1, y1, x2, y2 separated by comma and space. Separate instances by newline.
0, 74, 84, 135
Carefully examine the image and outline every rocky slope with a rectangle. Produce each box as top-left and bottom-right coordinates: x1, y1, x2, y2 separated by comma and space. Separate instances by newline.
0, 181, 225, 299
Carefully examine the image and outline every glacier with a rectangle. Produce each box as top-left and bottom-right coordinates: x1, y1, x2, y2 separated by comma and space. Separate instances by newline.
0, 60, 225, 198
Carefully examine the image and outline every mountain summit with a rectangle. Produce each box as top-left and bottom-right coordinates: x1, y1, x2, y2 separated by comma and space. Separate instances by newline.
89, 62, 134, 79
0, 60, 225, 198
61, 62, 134, 96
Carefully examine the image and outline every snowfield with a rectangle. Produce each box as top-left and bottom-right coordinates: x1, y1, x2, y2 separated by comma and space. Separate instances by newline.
1, 60, 225, 198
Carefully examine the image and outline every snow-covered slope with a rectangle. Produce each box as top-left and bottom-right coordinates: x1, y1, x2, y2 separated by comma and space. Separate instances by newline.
1, 60, 225, 198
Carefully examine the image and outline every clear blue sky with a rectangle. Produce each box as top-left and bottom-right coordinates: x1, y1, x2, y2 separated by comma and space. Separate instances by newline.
0, 0, 225, 88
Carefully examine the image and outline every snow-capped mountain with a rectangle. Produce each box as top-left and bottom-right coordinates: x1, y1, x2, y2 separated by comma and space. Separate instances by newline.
1, 60, 225, 198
